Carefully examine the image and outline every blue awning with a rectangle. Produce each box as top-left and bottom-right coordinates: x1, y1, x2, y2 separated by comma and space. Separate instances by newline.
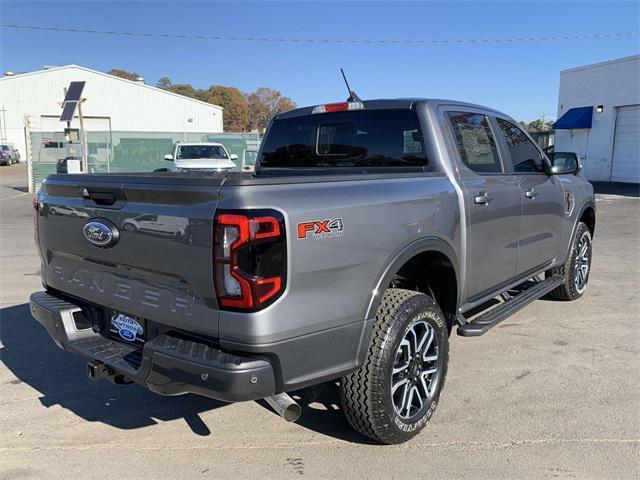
553, 106, 593, 129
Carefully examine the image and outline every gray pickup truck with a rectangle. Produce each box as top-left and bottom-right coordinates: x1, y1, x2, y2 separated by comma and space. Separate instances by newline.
30, 99, 595, 444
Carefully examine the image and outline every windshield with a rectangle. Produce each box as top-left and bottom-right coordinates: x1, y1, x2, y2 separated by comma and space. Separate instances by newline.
176, 145, 228, 160
259, 110, 427, 169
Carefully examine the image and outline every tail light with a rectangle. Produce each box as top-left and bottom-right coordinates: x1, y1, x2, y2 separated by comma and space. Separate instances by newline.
214, 210, 286, 311
311, 101, 364, 114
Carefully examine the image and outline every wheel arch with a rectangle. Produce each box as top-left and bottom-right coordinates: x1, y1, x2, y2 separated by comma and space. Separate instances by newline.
579, 203, 596, 237
557, 201, 596, 266
365, 237, 460, 331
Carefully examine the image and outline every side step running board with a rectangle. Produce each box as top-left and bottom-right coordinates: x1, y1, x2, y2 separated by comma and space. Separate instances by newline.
457, 275, 563, 337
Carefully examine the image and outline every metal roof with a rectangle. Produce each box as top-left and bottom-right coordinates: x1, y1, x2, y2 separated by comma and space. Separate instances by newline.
0, 64, 223, 111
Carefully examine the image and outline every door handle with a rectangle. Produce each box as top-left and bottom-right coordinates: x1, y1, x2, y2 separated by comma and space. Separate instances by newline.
474, 192, 492, 205
525, 188, 537, 199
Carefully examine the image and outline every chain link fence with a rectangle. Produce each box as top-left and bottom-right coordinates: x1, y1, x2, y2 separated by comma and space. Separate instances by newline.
29, 131, 261, 192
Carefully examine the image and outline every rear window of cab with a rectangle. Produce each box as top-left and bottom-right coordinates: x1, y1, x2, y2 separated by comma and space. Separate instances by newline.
259, 110, 428, 169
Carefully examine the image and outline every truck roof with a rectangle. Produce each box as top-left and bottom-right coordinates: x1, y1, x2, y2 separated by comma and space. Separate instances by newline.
277, 98, 509, 120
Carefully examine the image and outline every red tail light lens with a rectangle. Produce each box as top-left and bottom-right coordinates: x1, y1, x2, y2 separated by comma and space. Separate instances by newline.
214, 210, 286, 311
311, 101, 364, 114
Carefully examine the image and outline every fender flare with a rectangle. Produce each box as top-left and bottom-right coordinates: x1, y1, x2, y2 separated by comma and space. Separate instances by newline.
579, 201, 596, 235
364, 236, 460, 320
559, 201, 596, 265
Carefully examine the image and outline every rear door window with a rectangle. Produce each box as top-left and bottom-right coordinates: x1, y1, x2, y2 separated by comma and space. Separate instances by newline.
446, 112, 502, 173
496, 118, 545, 173
259, 110, 428, 169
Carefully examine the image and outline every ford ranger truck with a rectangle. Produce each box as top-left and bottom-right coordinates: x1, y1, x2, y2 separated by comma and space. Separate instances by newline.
30, 99, 595, 444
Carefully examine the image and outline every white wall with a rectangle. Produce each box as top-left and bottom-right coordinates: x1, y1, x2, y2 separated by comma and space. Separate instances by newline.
0, 65, 224, 160
555, 55, 640, 181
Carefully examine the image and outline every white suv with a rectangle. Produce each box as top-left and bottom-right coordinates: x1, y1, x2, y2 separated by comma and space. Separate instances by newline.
164, 142, 237, 172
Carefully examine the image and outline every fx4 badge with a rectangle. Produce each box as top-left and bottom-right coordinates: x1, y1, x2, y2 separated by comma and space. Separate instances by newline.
297, 218, 344, 240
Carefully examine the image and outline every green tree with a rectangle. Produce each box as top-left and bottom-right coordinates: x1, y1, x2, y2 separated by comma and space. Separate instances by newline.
107, 69, 142, 81
527, 118, 554, 131
166, 83, 202, 100
247, 87, 297, 131
201, 85, 251, 132
156, 76, 172, 89
529, 118, 553, 132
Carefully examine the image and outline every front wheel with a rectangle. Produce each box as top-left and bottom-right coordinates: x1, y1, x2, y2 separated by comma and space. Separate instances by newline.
340, 289, 449, 444
547, 222, 592, 300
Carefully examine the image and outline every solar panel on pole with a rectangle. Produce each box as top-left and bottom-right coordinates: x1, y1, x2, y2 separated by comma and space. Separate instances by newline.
63, 81, 85, 102
60, 101, 78, 122
59, 81, 86, 122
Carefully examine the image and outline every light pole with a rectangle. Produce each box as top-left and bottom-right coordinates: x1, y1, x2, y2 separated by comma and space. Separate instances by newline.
183, 117, 193, 141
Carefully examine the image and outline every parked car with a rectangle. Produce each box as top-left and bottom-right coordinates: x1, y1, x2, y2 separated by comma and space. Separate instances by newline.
0, 144, 19, 165
30, 98, 595, 444
163, 142, 237, 172
47, 205, 89, 218
122, 214, 189, 239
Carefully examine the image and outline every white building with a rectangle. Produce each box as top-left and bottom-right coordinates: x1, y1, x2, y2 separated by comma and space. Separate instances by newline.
0, 64, 224, 161
554, 55, 640, 183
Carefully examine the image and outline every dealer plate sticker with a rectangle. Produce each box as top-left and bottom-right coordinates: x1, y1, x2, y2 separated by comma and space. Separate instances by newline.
110, 313, 144, 343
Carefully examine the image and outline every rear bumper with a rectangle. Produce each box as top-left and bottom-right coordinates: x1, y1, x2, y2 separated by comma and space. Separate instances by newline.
29, 291, 276, 402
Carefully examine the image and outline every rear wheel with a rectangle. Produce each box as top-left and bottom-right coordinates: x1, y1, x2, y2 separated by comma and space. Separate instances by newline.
340, 289, 448, 444
547, 222, 592, 300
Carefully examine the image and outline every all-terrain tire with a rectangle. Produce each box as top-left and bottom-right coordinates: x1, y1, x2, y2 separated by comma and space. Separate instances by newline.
546, 222, 592, 301
340, 288, 448, 444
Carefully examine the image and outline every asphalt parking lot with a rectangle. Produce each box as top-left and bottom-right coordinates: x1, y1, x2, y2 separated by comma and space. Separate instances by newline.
1, 163, 638, 479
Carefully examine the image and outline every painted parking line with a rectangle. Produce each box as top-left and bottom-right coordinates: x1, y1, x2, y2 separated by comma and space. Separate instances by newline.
0, 192, 30, 202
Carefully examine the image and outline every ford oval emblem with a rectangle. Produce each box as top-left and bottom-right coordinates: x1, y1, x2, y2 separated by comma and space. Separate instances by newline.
83, 219, 119, 248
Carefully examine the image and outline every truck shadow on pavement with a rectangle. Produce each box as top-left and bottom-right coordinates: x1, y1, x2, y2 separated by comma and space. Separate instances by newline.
261, 384, 379, 445
0, 303, 226, 436
1, 303, 372, 443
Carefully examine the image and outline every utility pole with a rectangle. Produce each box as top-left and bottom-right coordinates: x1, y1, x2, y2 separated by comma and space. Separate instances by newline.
540, 112, 554, 131
78, 98, 88, 172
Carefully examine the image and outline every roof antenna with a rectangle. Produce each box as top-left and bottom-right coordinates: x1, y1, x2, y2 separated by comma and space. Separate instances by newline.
340, 68, 362, 103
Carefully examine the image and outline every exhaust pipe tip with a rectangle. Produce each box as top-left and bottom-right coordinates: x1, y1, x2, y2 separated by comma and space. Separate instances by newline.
282, 402, 302, 423
264, 393, 301, 422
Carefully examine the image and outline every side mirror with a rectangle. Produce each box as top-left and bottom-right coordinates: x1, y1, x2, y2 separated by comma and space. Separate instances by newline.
551, 152, 581, 175
230, 154, 238, 160
163, 154, 173, 161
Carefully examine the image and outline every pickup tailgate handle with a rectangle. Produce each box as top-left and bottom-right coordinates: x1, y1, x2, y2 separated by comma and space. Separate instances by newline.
81, 187, 119, 207
524, 188, 537, 199
474, 192, 492, 205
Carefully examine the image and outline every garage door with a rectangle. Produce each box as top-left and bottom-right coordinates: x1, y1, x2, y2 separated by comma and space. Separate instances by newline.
611, 105, 640, 183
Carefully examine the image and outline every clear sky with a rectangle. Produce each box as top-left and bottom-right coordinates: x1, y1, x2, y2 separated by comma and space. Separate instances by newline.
1, 0, 639, 122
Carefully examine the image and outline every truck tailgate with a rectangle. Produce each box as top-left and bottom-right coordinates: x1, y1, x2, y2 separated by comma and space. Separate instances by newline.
36, 174, 225, 338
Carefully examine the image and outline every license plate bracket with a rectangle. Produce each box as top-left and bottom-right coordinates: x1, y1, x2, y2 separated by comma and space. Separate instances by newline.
109, 312, 145, 346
